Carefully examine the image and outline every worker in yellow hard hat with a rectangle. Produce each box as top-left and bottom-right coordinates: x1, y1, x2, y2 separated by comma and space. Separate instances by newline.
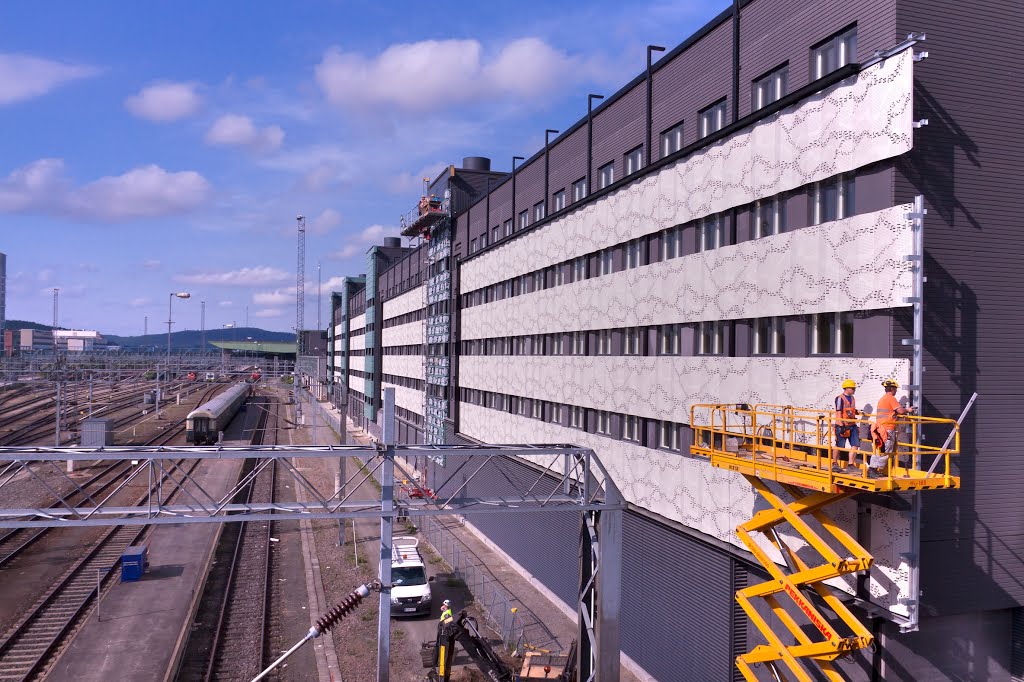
832, 379, 860, 472
868, 379, 917, 477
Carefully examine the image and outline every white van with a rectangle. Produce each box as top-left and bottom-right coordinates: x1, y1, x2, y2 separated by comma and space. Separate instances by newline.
387, 536, 433, 616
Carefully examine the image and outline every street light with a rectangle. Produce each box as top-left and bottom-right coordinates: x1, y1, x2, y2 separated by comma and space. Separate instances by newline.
160, 292, 190, 417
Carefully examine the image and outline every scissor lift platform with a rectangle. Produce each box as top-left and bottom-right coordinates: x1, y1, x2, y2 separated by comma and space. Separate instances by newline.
690, 403, 961, 682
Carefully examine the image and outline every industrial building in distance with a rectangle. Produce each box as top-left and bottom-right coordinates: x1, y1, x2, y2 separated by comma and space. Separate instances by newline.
330, 0, 1018, 679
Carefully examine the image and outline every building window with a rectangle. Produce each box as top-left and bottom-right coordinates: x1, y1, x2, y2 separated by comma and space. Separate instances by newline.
698, 321, 724, 355
549, 404, 563, 424
501, 394, 511, 412
811, 312, 853, 354
659, 421, 681, 451
518, 398, 528, 416
504, 219, 513, 237
572, 331, 586, 355
625, 328, 641, 355
504, 280, 514, 298
492, 226, 500, 243
663, 226, 682, 260
555, 264, 565, 286
813, 27, 857, 79
572, 256, 587, 282
699, 100, 727, 138
813, 174, 855, 225
626, 239, 642, 269
534, 201, 545, 222
470, 238, 478, 254
660, 324, 681, 355
754, 196, 786, 238
554, 333, 564, 355
597, 330, 612, 355
598, 162, 615, 189
698, 214, 725, 252
660, 120, 685, 157
518, 209, 529, 230
624, 146, 643, 175
553, 189, 566, 212
752, 64, 788, 111
570, 406, 586, 429
480, 232, 488, 249
572, 177, 587, 202
532, 400, 543, 419
596, 411, 611, 435
623, 415, 642, 443
597, 248, 613, 276
753, 317, 786, 355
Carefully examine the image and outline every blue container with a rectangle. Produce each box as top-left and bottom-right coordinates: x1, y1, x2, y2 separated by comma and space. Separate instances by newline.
120, 545, 148, 582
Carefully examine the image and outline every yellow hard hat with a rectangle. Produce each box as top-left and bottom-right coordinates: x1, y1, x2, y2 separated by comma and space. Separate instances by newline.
841, 379, 856, 389
882, 378, 899, 388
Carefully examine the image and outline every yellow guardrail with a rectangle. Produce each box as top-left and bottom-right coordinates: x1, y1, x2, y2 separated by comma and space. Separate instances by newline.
689, 402, 960, 490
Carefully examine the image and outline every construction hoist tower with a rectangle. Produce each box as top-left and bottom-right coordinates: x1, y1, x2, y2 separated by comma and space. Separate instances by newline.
690, 401, 966, 682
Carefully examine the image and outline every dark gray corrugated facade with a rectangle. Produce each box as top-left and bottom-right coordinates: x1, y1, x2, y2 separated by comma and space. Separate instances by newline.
331, 0, 1024, 678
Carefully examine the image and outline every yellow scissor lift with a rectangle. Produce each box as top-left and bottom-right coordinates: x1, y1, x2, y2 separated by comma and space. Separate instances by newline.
689, 403, 961, 682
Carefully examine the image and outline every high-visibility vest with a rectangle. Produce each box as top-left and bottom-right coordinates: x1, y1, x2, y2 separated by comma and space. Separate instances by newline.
835, 394, 857, 425
440, 607, 453, 624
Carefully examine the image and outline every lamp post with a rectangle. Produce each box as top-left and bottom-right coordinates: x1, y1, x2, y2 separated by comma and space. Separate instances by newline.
545, 129, 559, 216
221, 323, 235, 376
587, 94, 605, 197
646, 46, 666, 167
160, 292, 190, 418
486, 176, 498, 238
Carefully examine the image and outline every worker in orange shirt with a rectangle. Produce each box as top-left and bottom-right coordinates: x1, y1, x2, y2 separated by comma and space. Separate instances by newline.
833, 379, 860, 472
869, 378, 916, 476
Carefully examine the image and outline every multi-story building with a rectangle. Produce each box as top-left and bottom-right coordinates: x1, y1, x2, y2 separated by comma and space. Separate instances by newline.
52, 330, 105, 352
16, 329, 55, 353
328, 1, 1023, 679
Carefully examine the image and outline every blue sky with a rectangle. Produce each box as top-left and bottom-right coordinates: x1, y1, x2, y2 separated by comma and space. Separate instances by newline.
0, 1, 724, 336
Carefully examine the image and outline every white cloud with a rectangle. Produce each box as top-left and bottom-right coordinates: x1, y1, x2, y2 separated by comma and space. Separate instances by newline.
309, 208, 342, 235
175, 266, 290, 287
205, 114, 284, 152
253, 308, 283, 319
314, 37, 591, 114
143, 259, 161, 270
124, 81, 202, 122
38, 268, 54, 283
326, 223, 401, 261
252, 289, 293, 306
388, 161, 446, 195
218, 300, 233, 307
66, 165, 212, 221
0, 158, 211, 222
128, 297, 150, 308
0, 53, 99, 106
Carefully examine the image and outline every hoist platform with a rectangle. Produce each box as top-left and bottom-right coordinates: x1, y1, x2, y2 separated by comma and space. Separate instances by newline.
689, 403, 961, 682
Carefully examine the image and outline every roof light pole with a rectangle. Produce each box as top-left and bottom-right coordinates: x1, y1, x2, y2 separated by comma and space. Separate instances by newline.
486, 176, 498, 235
167, 292, 191, 370
545, 129, 559, 216
646, 45, 666, 167
510, 156, 524, 232
587, 94, 605, 198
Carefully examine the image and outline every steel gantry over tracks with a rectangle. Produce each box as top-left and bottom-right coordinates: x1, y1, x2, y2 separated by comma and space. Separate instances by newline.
690, 402, 962, 682
0, 441, 624, 682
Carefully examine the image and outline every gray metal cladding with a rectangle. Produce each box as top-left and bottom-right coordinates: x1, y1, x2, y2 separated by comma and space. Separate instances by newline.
737, 0, 898, 119
892, 0, 1024, 616
547, 126, 587, 201
1013, 607, 1023, 681
591, 83, 645, 184
651, 19, 733, 156
621, 512, 735, 682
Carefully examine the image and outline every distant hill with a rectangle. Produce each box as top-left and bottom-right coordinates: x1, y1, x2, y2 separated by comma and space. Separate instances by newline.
4, 321, 293, 350
107, 328, 295, 350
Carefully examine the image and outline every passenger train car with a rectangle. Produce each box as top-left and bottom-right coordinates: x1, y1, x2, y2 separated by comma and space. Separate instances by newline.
185, 383, 251, 444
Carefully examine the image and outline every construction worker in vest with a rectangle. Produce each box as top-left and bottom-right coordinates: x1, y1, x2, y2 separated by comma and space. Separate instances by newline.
869, 378, 916, 476
439, 599, 453, 626
833, 379, 860, 471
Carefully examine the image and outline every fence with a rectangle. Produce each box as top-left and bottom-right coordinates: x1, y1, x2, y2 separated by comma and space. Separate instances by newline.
420, 515, 530, 654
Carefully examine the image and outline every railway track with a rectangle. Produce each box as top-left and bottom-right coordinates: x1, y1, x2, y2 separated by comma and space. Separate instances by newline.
176, 396, 280, 682
0, 458, 202, 682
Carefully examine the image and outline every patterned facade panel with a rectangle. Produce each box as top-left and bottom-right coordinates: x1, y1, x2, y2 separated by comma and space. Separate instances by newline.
425, 356, 450, 386
349, 332, 366, 352
459, 355, 909, 425
382, 382, 423, 414
458, 401, 913, 617
460, 50, 914, 293
349, 354, 365, 373
382, 353, 424, 380
462, 205, 914, 339
382, 321, 422, 348
427, 270, 451, 304
349, 313, 366, 333
426, 315, 450, 345
382, 285, 424, 320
